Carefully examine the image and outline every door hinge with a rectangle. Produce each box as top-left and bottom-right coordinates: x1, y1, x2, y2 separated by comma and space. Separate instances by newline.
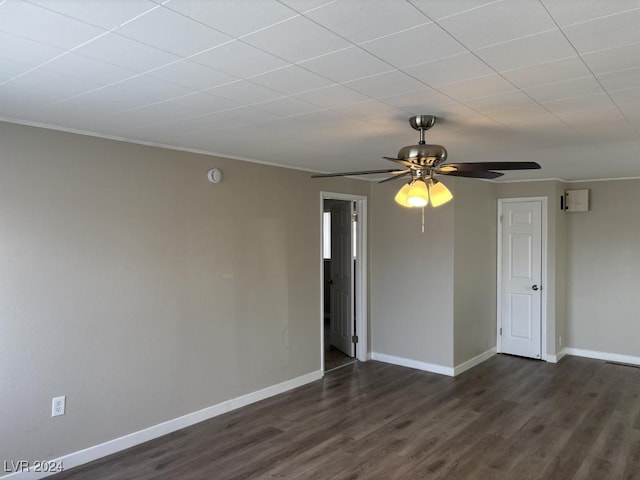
352, 212, 358, 222
499, 214, 503, 223
499, 327, 502, 335
352, 335, 359, 343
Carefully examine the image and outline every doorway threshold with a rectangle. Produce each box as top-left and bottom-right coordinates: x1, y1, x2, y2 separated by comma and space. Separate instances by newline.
325, 346, 356, 372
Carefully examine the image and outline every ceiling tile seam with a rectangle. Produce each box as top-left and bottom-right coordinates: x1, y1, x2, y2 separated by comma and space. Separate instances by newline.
539, 90, 619, 108
108, 79, 302, 118
249, 94, 334, 112
150, 1, 354, 88
93, 54, 304, 115
579, 39, 640, 58
519, 73, 598, 91
159, 1, 300, 40
105, 84, 330, 121
366, 4, 532, 135
469, 27, 560, 52
50, 29, 304, 110
162, 15, 375, 107
267, 0, 463, 108
22, 0, 165, 30
278, 2, 527, 125
383, 5, 567, 135
376, 71, 520, 134
99, 48, 368, 119
292, 0, 340, 15
0, 28, 115, 88
114, 112, 239, 133
429, 72, 504, 90
293, 45, 352, 64
36, 2, 262, 91
0, 4, 244, 102
356, 20, 435, 46
115, 29, 237, 61
498, 54, 577, 75
48, 63, 191, 107
437, 88, 531, 109
207, 48, 392, 111
112, 112, 232, 133
0, 30, 244, 107
158, 0, 359, 83
549, 4, 640, 29
100, 87, 244, 117
3, 0, 195, 94
274, 0, 495, 128
607, 84, 640, 96
104, 90, 350, 131
418, 0, 505, 22
406, 1, 590, 140
538, 0, 640, 137
388, 50, 470, 72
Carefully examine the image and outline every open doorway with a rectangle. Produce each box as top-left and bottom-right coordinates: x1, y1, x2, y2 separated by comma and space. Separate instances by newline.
321, 193, 367, 373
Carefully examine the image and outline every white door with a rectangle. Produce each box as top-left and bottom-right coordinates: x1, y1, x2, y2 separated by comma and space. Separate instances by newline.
329, 200, 354, 356
499, 200, 543, 359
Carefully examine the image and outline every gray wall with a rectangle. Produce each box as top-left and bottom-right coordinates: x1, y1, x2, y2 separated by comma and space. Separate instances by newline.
370, 177, 499, 369
565, 179, 640, 356
0, 122, 370, 462
370, 179, 454, 367
453, 178, 498, 365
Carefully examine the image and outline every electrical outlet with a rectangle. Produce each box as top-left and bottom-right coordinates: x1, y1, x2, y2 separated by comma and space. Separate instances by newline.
52, 396, 65, 417
559, 336, 563, 346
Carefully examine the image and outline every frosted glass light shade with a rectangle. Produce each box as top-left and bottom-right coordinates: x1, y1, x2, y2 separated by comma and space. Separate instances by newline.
407, 180, 429, 207
429, 179, 453, 207
394, 183, 412, 207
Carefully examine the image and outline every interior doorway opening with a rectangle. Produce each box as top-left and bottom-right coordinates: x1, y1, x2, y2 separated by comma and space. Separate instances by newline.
321, 192, 367, 373
497, 197, 548, 361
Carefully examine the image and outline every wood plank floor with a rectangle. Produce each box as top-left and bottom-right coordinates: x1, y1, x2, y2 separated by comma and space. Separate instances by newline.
49, 355, 640, 480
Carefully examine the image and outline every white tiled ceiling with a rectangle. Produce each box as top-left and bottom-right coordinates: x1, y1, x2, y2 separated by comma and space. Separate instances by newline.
2, 0, 640, 181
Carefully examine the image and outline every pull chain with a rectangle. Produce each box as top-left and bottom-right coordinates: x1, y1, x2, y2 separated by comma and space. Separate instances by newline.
421, 206, 425, 233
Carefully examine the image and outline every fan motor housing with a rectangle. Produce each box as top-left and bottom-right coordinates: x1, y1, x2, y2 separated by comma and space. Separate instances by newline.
397, 144, 448, 166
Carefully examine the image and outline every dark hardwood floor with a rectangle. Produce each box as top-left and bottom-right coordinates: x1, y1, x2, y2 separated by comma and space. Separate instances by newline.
50, 355, 640, 479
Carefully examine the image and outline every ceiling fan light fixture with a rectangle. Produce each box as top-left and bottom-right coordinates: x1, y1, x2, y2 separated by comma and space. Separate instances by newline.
429, 179, 453, 207
394, 182, 413, 208
407, 179, 429, 207
310, 115, 541, 210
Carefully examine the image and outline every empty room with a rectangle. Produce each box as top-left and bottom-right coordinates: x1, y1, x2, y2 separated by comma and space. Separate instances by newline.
2, 1, 640, 479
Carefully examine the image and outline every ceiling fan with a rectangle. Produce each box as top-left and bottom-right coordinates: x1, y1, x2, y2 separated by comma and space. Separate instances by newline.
311, 115, 541, 208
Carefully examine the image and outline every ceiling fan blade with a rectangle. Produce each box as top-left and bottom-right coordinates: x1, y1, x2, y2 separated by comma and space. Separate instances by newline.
437, 170, 504, 179
382, 157, 415, 168
438, 161, 540, 172
311, 168, 406, 178
378, 171, 411, 184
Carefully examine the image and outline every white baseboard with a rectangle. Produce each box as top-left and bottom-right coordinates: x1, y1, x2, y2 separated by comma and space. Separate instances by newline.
546, 349, 567, 363
564, 347, 640, 366
453, 348, 496, 376
371, 352, 454, 377
1, 370, 323, 480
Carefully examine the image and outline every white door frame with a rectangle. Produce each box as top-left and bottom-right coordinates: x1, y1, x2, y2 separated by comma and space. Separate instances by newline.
320, 192, 368, 371
497, 197, 548, 361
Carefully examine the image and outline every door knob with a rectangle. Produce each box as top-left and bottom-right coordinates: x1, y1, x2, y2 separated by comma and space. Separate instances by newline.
532, 285, 540, 291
